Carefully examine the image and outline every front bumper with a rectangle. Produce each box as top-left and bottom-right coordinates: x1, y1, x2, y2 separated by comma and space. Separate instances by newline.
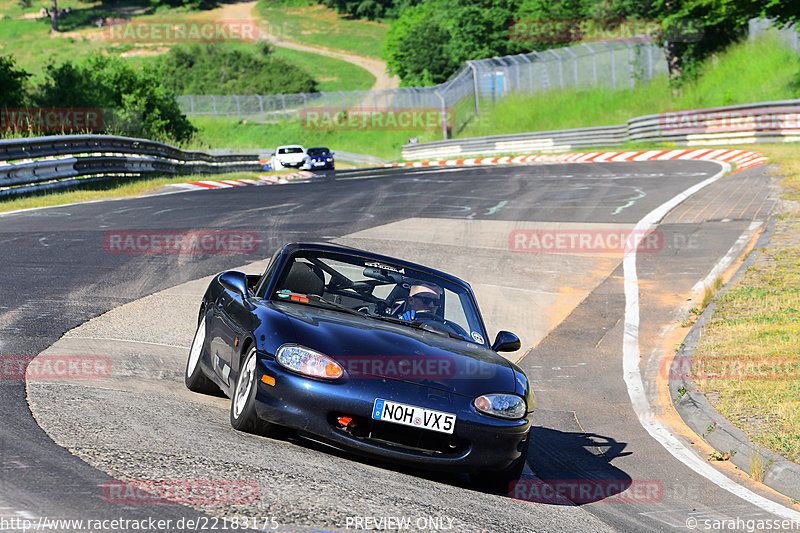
309, 159, 334, 169
253, 357, 531, 473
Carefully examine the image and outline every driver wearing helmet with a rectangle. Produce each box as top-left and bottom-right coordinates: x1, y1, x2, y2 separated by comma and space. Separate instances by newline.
398, 282, 442, 321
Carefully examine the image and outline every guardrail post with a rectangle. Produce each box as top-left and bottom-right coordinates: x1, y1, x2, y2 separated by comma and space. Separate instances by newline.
189, 95, 195, 119
434, 90, 448, 140
581, 43, 597, 86
602, 41, 616, 88
257, 95, 264, 124
521, 53, 534, 93
547, 50, 564, 89
212, 95, 217, 118
235, 95, 241, 121
623, 40, 635, 88
563, 47, 579, 87
467, 60, 480, 115
281, 94, 287, 119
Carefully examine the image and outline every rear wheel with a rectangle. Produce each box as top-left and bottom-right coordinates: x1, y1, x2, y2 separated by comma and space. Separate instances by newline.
185, 318, 218, 394
470, 443, 528, 493
230, 347, 283, 437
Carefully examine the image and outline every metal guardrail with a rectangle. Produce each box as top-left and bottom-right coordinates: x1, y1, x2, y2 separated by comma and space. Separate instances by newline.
0, 134, 261, 196
402, 99, 800, 160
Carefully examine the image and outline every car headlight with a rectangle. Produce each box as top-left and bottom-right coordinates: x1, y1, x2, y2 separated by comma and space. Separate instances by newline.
276, 345, 343, 380
474, 393, 526, 420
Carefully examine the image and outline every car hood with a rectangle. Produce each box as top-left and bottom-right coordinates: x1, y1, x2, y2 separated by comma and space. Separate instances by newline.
263, 301, 517, 397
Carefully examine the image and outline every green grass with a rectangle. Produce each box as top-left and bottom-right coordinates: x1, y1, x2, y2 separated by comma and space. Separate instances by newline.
458, 34, 800, 138
271, 47, 374, 91
255, 0, 388, 58
0, 0, 375, 91
692, 143, 800, 465
188, 116, 443, 161
0, 170, 320, 212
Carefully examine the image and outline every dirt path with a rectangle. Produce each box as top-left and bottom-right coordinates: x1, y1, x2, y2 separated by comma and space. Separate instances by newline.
215, 1, 399, 91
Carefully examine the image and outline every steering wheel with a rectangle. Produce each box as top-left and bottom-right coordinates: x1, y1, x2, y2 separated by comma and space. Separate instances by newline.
412, 312, 469, 339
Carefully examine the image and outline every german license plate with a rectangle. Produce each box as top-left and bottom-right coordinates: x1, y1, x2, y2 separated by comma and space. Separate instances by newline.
372, 398, 456, 434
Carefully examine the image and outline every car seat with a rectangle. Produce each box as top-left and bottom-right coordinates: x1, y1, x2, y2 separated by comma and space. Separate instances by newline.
281, 262, 325, 296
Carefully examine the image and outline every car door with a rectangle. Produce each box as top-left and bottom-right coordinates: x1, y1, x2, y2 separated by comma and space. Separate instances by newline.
207, 286, 245, 393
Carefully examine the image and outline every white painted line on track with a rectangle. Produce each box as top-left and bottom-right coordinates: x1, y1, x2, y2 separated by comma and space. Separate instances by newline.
622, 160, 800, 521
689, 220, 763, 295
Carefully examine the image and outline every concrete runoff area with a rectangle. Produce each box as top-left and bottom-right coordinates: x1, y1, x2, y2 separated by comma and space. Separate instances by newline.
12, 160, 796, 531
28, 243, 612, 532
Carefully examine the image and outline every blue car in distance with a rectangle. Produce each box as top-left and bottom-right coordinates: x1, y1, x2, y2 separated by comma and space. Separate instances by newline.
185, 242, 533, 490
306, 146, 335, 170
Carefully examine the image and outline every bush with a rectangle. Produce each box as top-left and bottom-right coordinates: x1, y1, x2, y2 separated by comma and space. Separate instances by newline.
0, 55, 31, 109
35, 55, 195, 143
157, 43, 318, 95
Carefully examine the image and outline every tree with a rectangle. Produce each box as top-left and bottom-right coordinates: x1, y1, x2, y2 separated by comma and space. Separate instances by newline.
384, 4, 457, 86
36, 55, 195, 143
593, 0, 800, 81
50, 0, 58, 32
0, 55, 31, 108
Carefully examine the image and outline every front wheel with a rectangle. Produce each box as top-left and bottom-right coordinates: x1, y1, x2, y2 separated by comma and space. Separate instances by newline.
185, 318, 219, 394
230, 347, 282, 437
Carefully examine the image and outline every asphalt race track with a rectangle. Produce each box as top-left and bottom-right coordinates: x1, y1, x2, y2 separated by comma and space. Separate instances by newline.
0, 161, 794, 532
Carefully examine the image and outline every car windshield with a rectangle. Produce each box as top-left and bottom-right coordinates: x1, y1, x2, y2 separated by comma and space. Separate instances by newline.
267, 251, 487, 345
279, 147, 304, 154
307, 148, 330, 156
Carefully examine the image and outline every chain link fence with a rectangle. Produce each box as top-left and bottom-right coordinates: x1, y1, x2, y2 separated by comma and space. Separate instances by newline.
176, 19, 799, 139
749, 19, 799, 53
176, 38, 667, 138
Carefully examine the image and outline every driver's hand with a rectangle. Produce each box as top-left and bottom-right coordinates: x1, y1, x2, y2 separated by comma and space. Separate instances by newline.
398, 310, 416, 321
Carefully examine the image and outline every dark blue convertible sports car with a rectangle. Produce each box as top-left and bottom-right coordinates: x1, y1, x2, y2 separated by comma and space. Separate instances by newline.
185, 242, 534, 489
305, 146, 335, 170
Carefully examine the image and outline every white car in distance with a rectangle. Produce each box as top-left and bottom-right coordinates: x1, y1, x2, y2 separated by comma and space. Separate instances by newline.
271, 145, 310, 170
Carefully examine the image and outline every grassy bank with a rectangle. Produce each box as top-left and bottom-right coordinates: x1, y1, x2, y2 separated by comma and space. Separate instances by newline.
458, 34, 800, 138
186, 33, 799, 157
189, 117, 441, 161
693, 144, 800, 465
0, 171, 284, 213
0, 0, 375, 91
254, 1, 388, 58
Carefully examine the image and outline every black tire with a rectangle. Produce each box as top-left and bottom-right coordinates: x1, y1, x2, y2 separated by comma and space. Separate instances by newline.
185, 318, 219, 394
230, 347, 283, 437
470, 443, 529, 493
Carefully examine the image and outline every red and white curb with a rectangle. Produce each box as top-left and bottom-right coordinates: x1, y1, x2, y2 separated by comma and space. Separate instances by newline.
171, 171, 315, 191
384, 149, 768, 174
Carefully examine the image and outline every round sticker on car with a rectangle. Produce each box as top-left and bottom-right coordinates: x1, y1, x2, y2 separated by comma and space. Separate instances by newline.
471, 332, 485, 344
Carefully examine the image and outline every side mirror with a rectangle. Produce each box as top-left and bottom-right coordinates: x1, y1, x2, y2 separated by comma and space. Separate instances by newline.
219, 271, 251, 298
492, 331, 521, 352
